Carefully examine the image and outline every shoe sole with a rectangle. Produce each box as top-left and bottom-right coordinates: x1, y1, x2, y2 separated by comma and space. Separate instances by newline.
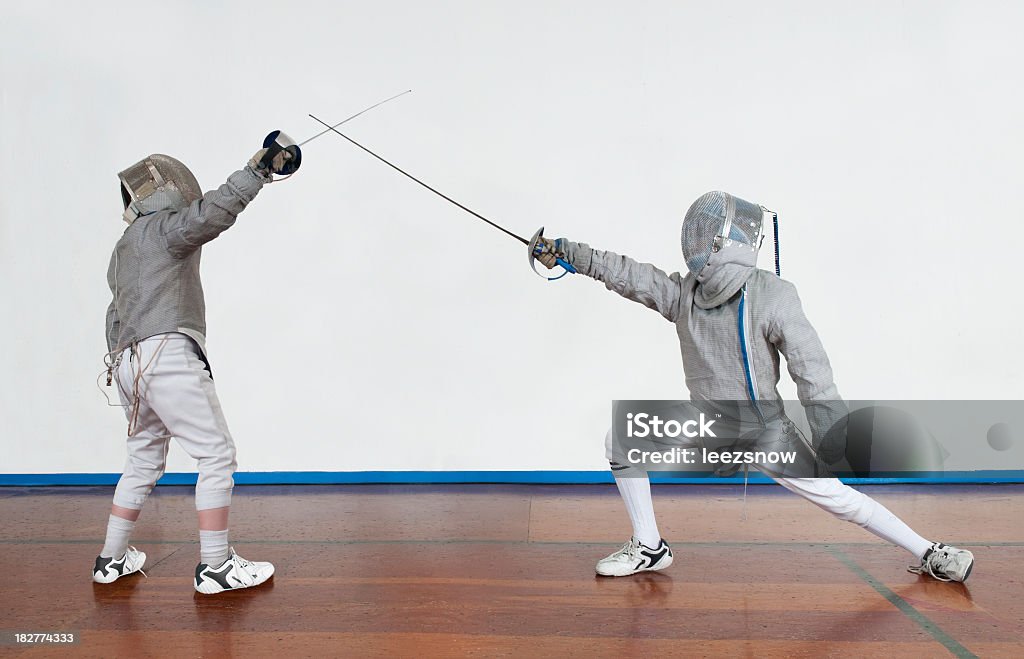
596, 553, 673, 577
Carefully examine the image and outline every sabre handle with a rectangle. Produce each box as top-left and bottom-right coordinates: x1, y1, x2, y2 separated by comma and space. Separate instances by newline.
556, 257, 577, 274
528, 226, 576, 281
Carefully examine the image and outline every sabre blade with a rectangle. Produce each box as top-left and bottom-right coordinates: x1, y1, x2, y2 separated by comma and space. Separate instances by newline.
299, 90, 413, 147
308, 113, 530, 245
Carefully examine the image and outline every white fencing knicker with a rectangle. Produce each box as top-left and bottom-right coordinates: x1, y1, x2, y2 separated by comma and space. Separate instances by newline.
603, 428, 932, 557
111, 333, 237, 511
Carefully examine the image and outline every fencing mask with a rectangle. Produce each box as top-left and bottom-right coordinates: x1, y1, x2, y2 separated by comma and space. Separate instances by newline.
118, 154, 202, 224
681, 191, 776, 277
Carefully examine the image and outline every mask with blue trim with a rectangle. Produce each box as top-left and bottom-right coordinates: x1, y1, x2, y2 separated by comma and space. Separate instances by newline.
681, 191, 772, 277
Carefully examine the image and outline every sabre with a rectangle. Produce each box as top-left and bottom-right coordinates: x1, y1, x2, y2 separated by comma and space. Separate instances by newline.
257, 90, 414, 178
298, 90, 412, 146
307, 112, 577, 281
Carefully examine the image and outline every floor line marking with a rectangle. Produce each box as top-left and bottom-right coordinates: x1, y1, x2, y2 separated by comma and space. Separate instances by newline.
828, 546, 976, 659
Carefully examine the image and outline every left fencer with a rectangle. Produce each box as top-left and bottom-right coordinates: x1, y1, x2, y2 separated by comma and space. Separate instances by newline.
94, 144, 294, 594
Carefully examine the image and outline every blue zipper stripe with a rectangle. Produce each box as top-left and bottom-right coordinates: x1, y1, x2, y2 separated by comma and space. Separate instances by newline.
737, 287, 759, 405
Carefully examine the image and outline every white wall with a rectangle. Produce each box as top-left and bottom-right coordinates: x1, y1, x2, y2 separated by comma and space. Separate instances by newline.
1, 0, 1021, 474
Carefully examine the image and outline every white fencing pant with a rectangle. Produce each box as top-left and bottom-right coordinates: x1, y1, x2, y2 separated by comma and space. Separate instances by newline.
112, 333, 237, 511
771, 477, 931, 557
604, 429, 932, 558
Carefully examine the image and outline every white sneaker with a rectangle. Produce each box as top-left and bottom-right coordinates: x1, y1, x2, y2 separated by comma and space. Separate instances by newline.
93, 547, 147, 584
596, 537, 673, 577
908, 542, 974, 582
194, 548, 275, 594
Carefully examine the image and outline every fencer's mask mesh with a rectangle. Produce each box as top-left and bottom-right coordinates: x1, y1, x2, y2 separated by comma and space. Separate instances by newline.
118, 154, 201, 224
681, 191, 767, 275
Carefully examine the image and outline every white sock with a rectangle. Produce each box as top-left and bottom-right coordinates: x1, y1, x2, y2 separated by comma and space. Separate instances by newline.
862, 499, 933, 559
101, 514, 136, 559
199, 529, 230, 567
614, 475, 662, 547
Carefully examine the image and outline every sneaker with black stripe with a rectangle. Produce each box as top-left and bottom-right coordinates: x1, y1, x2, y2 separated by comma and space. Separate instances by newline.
92, 547, 147, 584
908, 542, 974, 582
194, 548, 275, 595
596, 537, 673, 577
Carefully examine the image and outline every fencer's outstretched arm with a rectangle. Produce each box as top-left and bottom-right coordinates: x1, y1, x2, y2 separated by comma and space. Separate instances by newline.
560, 240, 684, 323
767, 279, 847, 457
161, 163, 269, 258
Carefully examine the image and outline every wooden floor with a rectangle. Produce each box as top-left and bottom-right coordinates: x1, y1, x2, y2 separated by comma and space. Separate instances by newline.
1, 483, 1022, 658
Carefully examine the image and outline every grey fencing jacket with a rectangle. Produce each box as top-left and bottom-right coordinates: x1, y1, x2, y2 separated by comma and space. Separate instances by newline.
105, 166, 266, 355
564, 240, 844, 451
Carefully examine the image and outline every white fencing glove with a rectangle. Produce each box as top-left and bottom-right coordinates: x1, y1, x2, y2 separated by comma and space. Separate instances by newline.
249, 147, 293, 175
533, 236, 568, 269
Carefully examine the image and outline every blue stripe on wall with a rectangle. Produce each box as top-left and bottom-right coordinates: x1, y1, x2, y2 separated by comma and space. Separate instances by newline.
1, 470, 1023, 486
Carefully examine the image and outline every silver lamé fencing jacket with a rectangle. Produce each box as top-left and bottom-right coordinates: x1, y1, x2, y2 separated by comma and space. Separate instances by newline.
105, 166, 266, 356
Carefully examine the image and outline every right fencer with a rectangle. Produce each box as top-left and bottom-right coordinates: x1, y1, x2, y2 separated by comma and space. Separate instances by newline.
532, 191, 974, 582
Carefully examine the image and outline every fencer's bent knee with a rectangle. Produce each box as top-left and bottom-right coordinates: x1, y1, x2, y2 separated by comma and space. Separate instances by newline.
112, 450, 169, 509
126, 452, 168, 477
